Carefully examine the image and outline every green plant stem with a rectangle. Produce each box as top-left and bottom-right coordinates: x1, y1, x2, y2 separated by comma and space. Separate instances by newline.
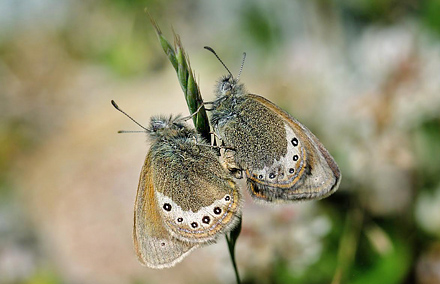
226, 217, 242, 284
148, 13, 242, 283
331, 206, 364, 284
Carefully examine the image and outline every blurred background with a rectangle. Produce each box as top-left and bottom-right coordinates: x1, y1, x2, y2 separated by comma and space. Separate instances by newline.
1, 0, 440, 283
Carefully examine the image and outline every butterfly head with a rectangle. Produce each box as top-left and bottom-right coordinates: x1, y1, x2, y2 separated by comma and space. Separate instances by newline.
216, 74, 245, 98
149, 116, 192, 140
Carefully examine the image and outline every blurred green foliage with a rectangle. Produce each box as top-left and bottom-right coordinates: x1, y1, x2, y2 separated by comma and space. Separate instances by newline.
240, 2, 282, 53
421, 0, 440, 36
24, 269, 62, 284
413, 118, 440, 189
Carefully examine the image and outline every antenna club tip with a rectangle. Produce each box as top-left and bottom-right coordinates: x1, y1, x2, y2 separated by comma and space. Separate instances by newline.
111, 100, 119, 108
204, 46, 215, 53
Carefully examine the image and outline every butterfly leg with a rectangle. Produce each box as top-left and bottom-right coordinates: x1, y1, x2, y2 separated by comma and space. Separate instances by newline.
210, 131, 223, 144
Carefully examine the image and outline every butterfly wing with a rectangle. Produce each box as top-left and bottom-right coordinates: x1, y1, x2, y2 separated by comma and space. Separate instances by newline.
246, 94, 341, 202
133, 151, 199, 269
152, 141, 241, 243
216, 94, 341, 203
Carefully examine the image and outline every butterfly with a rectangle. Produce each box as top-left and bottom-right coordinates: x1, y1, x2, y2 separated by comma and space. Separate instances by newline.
111, 101, 241, 268
205, 47, 341, 203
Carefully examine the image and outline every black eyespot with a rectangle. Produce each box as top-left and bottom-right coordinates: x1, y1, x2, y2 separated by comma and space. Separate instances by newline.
225, 195, 230, 201
214, 207, 222, 215
191, 222, 198, 228
202, 216, 211, 224
289, 168, 295, 174
177, 217, 183, 223
161, 242, 166, 246
291, 138, 299, 147
258, 174, 263, 179
293, 155, 299, 161
163, 203, 172, 211
269, 173, 276, 179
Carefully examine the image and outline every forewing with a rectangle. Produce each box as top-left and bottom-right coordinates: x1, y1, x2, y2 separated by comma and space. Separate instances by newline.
133, 152, 198, 269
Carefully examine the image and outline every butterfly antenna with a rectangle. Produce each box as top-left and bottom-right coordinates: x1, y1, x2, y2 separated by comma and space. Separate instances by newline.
117, 130, 146, 134
111, 100, 149, 131
236, 52, 246, 81
179, 103, 205, 121
204, 46, 233, 78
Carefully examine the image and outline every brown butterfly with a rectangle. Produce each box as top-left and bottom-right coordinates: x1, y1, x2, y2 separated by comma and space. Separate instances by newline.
205, 47, 341, 203
112, 101, 242, 268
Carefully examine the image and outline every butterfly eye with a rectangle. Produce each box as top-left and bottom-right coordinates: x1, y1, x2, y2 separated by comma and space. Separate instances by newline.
221, 82, 231, 92
151, 119, 167, 131
151, 123, 160, 131
220, 76, 234, 93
